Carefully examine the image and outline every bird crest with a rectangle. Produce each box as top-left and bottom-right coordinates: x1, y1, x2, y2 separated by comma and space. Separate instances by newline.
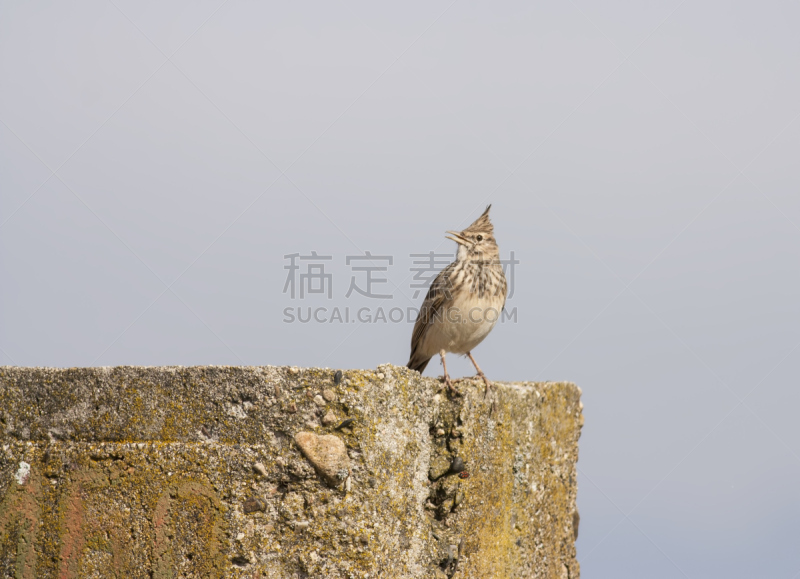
464, 204, 494, 235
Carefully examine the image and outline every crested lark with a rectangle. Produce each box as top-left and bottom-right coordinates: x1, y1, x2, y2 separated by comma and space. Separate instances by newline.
407, 205, 507, 396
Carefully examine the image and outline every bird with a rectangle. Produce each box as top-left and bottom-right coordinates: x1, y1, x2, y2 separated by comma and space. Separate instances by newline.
407, 205, 507, 396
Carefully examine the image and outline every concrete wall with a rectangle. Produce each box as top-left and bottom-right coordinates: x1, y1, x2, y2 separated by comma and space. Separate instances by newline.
0, 365, 582, 578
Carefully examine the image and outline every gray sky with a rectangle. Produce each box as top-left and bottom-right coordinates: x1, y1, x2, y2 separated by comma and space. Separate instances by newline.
2, 1, 799, 576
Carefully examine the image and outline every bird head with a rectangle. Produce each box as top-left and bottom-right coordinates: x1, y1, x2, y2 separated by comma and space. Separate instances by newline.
445, 205, 499, 261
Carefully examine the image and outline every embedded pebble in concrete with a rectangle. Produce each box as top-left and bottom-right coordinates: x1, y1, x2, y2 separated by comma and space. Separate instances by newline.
322, 410, 337, 426
322, 389, 336, 402
243, 497, 266, 513
449, 456, 465, 474
294, 431, 350, 486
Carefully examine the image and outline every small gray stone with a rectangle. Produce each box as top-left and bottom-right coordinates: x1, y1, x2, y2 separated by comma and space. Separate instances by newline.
449, 457, 465, 474
253, 462, 267, 477
313, 395, 326, 407
322, 389, 336, 402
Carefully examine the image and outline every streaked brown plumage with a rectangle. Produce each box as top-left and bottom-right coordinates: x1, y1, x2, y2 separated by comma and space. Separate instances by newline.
407, 205, 507, 395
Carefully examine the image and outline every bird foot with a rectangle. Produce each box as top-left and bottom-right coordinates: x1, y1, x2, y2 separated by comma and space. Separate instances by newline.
438, 375, 462, 397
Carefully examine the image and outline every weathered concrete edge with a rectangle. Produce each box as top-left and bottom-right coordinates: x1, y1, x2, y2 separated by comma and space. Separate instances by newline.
0, 365, 582, 443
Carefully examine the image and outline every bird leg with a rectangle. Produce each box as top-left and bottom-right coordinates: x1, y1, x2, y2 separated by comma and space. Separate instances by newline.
467, 352, 492, 398
439, 349, 460, 396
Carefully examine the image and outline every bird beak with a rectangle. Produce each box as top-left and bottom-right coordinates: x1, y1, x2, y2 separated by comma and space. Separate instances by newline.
445, 231, 469, 246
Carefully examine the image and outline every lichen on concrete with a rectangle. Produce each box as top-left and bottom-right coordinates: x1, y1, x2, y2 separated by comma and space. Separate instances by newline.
0, 364, 582, 578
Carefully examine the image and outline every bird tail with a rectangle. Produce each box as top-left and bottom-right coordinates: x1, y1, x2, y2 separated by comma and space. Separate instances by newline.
407, 354, 431, 375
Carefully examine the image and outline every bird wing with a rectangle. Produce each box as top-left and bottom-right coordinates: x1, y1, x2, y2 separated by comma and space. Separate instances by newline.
410, 262, 457, 356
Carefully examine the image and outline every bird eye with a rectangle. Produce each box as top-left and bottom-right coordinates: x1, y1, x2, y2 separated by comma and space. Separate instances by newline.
476, 235, 483, 241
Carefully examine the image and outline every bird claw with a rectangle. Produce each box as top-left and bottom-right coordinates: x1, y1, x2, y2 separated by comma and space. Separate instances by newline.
480, 377, 498, 415
480, 374, 493, 399
439, 375, 461, 397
